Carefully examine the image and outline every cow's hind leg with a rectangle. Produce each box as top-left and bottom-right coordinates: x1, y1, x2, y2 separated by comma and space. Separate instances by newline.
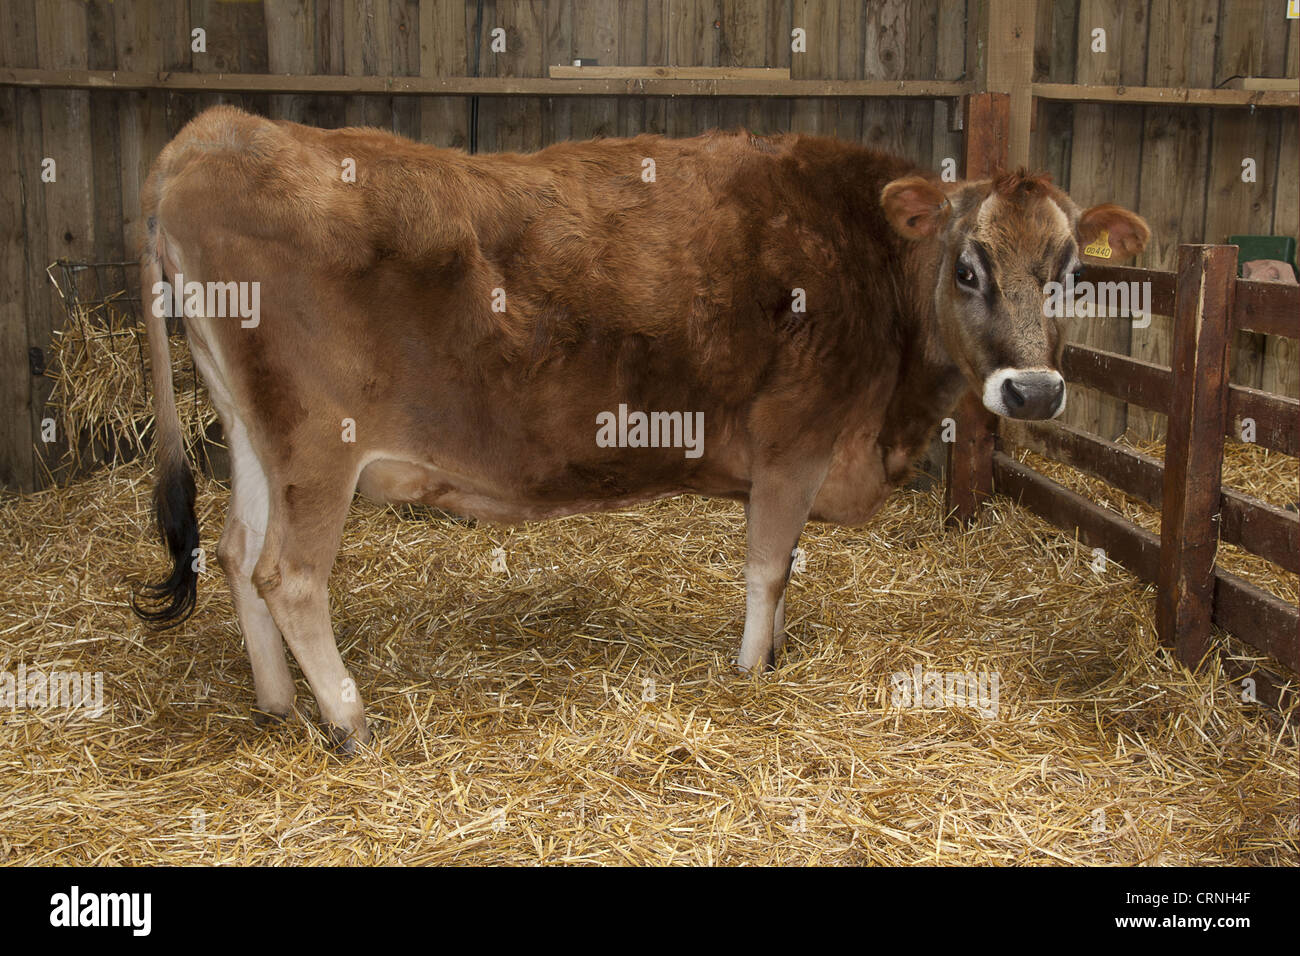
216, 420, 296, 723
737, 466, 823, 672
772, 541, 799, 656
254, 462, 368, 752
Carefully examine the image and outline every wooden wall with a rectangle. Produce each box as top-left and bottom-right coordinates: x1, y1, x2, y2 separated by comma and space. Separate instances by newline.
0, 0, 1296, 492
1034, 0, 1300, 441
0, 0, 966, 491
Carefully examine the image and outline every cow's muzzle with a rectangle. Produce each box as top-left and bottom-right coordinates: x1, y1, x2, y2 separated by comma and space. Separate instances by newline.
981, 368, 1066, 420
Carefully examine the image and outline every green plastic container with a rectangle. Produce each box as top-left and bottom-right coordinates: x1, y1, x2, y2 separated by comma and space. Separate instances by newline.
1226, 234, 1297, 278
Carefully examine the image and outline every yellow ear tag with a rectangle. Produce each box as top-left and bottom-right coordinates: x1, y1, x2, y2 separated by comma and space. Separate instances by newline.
1083, 229, 1112, 259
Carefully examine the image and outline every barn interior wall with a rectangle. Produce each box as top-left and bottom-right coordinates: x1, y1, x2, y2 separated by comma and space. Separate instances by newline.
0, 0, 1296, 491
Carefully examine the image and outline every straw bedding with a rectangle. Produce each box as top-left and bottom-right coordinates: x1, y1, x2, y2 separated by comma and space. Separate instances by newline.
1, 441, 1295, 864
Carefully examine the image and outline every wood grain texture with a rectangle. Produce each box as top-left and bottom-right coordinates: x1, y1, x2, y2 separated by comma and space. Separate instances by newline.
1156, 244, 1237, 666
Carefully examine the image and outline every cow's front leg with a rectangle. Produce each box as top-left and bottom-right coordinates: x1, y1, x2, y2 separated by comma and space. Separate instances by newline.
738, 472, 820, 672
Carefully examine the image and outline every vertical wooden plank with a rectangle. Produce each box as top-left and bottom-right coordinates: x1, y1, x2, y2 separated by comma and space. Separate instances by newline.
1262, 114, 1299, 399
34, 0, 96, 483
643, 0, 670, 136
465, 0, 495, 150
763, 0, 792, 136
571, 0, 619, 139
718, 0, 769, 135
86, 1, 123, 271
267, 1, 316, 123
1288, 15, 1298, 78
946, 92, 1009, 525
189, 0, 269, 113
1063, 0, 1146, 441
390, 0, 421, 139
832, 0, 862, 145
1028, 0, 1075, 182
929, 0, 965, 175
862, 2, 907, 158
543, 0, 573, 144
481, 0, 544, 152
617, 0, 647, 137
984, 0, 1035, 168
2, 0, 43, 489
1156, 244, 1237, 666
418, 0, 469, 148
1129, 0, 1216, 439
343, 0, 393, 127
0, 81, 31, 490
788, 0, 834, 136
667, 0, 721, 137
116, 1, 183, 301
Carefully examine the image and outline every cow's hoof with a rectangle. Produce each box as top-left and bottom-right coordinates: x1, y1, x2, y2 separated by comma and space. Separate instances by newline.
735, 653, 778, 675
325, 722, 371, 756
252, 707, 291, 728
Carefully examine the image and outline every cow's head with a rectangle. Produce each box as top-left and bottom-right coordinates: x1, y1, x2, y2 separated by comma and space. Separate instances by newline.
882, 169, 1149, 420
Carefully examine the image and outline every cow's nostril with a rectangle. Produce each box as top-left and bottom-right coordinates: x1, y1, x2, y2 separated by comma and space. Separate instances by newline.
1002, 378, 1026, 408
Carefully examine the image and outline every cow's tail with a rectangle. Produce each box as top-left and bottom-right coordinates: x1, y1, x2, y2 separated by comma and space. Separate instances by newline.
131, 211, 200, 626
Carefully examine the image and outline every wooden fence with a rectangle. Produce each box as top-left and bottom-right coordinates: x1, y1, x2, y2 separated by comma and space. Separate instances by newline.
950, 244, 1300, 703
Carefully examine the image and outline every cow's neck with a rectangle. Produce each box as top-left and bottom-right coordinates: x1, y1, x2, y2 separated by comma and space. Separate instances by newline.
874, 231, 968, 476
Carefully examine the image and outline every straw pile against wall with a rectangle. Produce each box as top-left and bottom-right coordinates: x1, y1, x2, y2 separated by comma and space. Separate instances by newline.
43, 303, 217, 473
1, 444, 1294, 865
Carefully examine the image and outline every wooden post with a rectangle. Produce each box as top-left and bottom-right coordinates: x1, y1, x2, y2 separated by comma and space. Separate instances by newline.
1156, 244, 1238, 665
945, 92, 1008, 525
984, 0, 1035, 169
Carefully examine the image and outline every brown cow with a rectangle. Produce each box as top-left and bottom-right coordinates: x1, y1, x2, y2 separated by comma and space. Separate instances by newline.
134, 106, 1148, 750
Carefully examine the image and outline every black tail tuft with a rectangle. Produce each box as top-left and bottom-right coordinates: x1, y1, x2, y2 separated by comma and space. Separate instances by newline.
132, 453, 200, 627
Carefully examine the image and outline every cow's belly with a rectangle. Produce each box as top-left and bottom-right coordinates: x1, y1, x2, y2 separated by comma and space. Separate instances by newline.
356, 456, 698, 523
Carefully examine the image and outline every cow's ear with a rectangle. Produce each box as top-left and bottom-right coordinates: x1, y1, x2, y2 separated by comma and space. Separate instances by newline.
1076, 203, 1150, 261
882, 176, 951, 240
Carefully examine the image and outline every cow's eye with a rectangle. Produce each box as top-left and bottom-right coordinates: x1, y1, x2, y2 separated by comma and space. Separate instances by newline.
1070, 264, 1084, 283
955, 260, 978, 288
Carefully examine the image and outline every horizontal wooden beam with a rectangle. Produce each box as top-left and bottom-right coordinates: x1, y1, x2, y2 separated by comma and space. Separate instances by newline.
0, 67, 971, 100
999, 419, 1165, 506
994, 454, 1299, 679
1212, 569, 1299, 673
992, 453, 1161, 581
550, 66, 790, 81
1000, 420, 1299, 573
1227, 384, 1299, 457
1033, 81, 1298, 108
1062, 344, 1298, 456
1062, 344, 1171, 413
1221, 77, 1298, 91
1232, 279, 1300, 339
1217, 489, 1300, 575
1080, 264, 1176, 316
